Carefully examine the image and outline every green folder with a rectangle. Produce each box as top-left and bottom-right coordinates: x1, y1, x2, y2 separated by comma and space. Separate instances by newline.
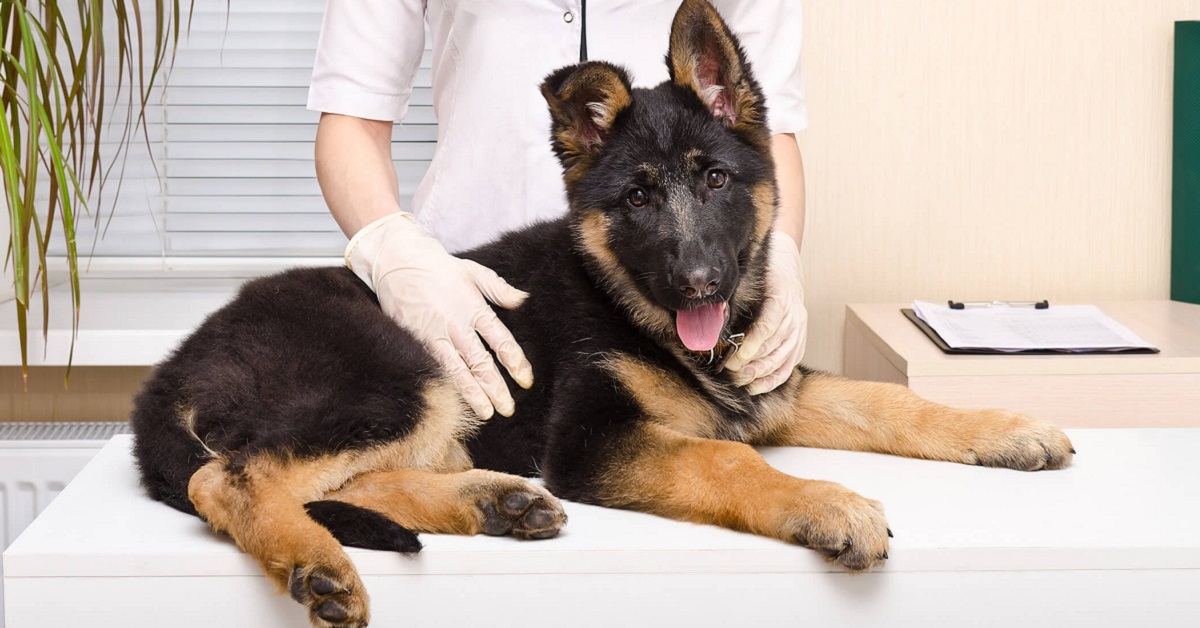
1175, 22, 1200, 305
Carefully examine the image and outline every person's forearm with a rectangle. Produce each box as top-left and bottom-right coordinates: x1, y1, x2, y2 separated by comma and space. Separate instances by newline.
315, 113, 403, 237
770, 133, 806, 248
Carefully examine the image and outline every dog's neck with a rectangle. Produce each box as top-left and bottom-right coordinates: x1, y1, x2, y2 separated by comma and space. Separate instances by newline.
684, 329, 745, 371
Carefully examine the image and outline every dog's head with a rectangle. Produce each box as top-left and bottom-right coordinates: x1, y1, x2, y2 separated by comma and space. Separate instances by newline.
541, 0, 778, 354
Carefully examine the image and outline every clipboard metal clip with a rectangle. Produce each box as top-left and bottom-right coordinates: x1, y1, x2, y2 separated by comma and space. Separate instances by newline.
948, 300, 1049, 310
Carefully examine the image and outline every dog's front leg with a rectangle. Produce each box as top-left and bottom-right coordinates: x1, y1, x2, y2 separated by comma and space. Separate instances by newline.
751, 371, 1074, 471
541, 377, 890, 570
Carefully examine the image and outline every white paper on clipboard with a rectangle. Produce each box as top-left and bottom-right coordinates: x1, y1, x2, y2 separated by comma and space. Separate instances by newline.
911, 301, 1157, 352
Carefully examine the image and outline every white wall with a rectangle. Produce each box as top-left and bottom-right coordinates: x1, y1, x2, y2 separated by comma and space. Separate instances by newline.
797, 0, 1197, 373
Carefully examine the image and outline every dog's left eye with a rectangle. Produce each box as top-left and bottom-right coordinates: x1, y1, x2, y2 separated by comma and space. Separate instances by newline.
706, 169, 728, 189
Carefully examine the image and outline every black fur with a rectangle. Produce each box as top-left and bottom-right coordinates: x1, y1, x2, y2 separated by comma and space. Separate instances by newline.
304, 501, 422, 554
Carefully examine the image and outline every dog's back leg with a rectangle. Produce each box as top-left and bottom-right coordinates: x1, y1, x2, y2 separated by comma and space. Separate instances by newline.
188, 457, 371, 628
751, 371, 1074, 471
318, 468, 567, 540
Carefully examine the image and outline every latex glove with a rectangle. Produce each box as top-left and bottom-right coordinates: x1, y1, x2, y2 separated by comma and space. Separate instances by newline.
725, 231, 808, 395
345, 212, 534, 419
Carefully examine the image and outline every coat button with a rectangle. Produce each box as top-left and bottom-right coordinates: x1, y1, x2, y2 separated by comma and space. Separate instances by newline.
563, 11, 574, 23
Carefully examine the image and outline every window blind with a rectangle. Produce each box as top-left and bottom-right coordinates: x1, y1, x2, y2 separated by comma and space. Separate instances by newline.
52, 0, 435, 259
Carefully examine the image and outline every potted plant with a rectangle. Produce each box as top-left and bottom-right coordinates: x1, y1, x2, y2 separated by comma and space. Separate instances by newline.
2, 0, 192, 387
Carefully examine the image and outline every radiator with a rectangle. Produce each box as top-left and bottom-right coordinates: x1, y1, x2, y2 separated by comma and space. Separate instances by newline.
0, 422, 129, 627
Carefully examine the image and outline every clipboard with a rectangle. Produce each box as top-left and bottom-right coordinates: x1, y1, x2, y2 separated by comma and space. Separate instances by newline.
900, 309, 1161, 355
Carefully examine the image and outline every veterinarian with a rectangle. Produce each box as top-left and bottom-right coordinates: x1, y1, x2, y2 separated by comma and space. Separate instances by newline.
309, 0, 808, 420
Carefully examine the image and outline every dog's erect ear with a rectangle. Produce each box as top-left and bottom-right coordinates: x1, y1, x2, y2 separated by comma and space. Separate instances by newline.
667, 0, 766, 133
541, 62, 633, 169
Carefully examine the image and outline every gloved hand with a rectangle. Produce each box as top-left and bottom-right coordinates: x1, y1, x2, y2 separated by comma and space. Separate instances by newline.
725, 231, 808, 395
345, 212, 534, 419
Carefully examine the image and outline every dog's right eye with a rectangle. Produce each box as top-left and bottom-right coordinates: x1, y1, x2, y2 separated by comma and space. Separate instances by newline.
627, 188, 649, 208
706, 169, 729, 189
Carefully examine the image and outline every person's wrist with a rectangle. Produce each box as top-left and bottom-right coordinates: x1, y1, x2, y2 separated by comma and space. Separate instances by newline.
767, 230, 804, 299
343, 211, 420, 290
768, 231, 796, 268
771, 201, 804, 242
769, 229, 800, 257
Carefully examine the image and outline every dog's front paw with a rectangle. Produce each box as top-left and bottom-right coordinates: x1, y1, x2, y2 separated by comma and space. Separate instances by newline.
289, 563, 370, 628
473, 479, 567, 540
785, 481, 890, 571
962, 411, 1074, 471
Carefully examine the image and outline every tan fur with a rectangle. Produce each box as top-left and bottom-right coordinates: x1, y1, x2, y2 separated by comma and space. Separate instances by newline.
750, 181, 777, 250
323, 469, 491, 535
602, 354, 724, 439
750, 371, 1075, 471
598, 422, 890, 570
380, 379, 478, 473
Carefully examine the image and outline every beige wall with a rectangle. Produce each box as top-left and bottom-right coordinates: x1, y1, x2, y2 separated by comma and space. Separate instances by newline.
797, 0, 1196, 373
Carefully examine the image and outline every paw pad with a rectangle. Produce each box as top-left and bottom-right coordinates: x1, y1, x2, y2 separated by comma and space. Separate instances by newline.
288, 565, 368, 628
476, 484, 567, 540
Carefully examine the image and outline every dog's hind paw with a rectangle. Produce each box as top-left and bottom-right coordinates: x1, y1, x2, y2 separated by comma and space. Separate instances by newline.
289, 564, 370, 628
473, 479, 567, 540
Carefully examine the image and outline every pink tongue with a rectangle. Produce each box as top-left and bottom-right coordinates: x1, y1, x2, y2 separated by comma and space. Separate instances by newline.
676, 302, 727, 351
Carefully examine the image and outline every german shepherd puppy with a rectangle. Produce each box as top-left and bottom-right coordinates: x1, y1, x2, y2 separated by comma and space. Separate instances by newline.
131, 2, 1074, 626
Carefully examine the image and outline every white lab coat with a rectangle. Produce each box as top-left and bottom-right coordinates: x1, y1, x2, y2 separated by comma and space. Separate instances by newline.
308, 0, 807, 252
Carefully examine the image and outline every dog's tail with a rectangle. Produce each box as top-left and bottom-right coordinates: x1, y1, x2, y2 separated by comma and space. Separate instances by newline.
304, 500, 423, 554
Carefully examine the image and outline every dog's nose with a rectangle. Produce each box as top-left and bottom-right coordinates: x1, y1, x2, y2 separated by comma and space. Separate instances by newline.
677, 267, 720, 299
